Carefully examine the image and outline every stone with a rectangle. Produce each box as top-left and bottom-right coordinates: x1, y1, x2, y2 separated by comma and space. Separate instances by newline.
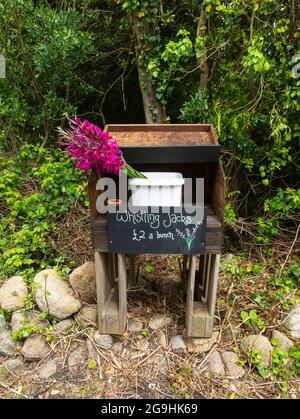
272, 330, 294, 353
170, 335, 186, 352
156, 331, 168, 349
0, 358, 22, 379
0, 330, 18, 356
148, 314, 172, 330
0, 313, 6, 332
284, 303, 300, 339
21, 334, 50, 361
68, 344, 86, 368
37, 359, 57, 379
111, 342, 123, 355
94, 332, 113, 349
186, 332, 219, 354
76, 305, 97, 327
69, 261, 96, 304
33, 269, 81, 320
128, 318, 144, 333
0, 276, 28, 311
11, 310, 49, 334
53, 319, 75, 334
241, 335, 273, 367
209, 351, 225, 376
2, 357, 22, 370
222, 351, 245, 379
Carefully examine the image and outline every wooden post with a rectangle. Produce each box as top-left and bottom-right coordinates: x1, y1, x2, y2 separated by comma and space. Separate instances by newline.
185, 253, 220, 337
186, 255, 196, 335
206, 254, 220, 316
95, 251, 127, 334
128, 254, 136, 287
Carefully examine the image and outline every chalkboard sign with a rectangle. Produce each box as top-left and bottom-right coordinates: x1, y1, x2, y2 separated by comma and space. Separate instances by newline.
107, 206, 206, 254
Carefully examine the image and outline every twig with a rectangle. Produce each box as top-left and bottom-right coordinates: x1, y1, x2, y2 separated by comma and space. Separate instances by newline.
278, 223, 300, 278
135, 347, 160, 367
0, 382, 29, 399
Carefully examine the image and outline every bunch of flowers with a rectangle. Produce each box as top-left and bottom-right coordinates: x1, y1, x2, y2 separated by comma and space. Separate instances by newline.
58, 117, 145, 178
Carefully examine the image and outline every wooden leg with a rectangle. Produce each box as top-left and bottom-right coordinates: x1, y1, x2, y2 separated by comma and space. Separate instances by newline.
180, 255, 189, 292
206, 254, 220, 316
128, 254, 136, 287
203, 254, 211, 303
185, 253, 220, 338
95, 252, 127, 335
186, 255, 196, 335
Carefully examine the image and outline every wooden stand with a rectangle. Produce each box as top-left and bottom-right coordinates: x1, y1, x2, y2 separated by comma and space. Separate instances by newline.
89, 124, 225, 338
94, 252, 127, 335
186, 254, 220, 337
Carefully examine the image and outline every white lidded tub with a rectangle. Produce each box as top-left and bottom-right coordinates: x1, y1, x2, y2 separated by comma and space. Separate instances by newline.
129, 172, 184, 207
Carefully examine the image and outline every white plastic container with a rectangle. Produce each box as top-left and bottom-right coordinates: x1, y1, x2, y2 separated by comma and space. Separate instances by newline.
129, 172, 184, 207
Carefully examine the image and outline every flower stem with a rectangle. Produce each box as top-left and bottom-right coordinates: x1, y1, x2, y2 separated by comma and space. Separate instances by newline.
121, 159, 146, 178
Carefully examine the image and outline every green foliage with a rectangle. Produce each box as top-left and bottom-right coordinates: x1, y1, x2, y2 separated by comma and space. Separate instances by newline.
224, 203, 237, 226
247, 349, 269, 379
289, 345, 300, 374
145, 263, 154, 273
87, 360, 97, 369
0, 145, 87, 280
240, 310, 266, 332
12, 323, 37, 340
271, 263, 300, 307
0, 0, 96, 148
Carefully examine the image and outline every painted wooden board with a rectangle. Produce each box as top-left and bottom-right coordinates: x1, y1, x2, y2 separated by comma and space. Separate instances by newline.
92, 205, 221, 253
107, 206, 207, 255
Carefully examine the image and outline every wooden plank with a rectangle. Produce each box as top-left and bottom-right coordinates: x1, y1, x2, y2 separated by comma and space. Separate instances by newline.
211, 161, 226, 224
117, 254, 127, 333
204, 254, 211, 303
94, 252, 127, 335
128, 254, 136, 287
206, 254, 220, 316
121, 145, 220, 164
105, 124, 219, 147
186, 255, 196, 336
189, 302, 212, 338
106, 123, 213, 132
94, 252, 110, 332
186, 253, 220, 337
88, 171, 100, 224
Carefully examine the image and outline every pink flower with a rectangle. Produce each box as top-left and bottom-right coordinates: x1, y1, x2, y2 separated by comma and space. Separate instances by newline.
58, 117, 124, 175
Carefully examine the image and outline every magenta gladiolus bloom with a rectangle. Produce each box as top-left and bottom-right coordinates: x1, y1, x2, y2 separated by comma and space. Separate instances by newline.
58, 116, 145, 178
58, 117, 125, 175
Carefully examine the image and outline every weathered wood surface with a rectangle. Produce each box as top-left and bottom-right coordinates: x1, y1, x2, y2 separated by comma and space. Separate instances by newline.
186, 253, 220, 337
211, 161, 226, 223
105, 124, 219, 146
95, 252, 127, 334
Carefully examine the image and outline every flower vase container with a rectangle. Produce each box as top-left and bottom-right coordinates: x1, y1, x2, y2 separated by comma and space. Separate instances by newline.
129, 172, 184, 207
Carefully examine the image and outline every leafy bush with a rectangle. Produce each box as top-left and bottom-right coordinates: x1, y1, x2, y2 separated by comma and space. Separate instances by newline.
0, 144, 87, 280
